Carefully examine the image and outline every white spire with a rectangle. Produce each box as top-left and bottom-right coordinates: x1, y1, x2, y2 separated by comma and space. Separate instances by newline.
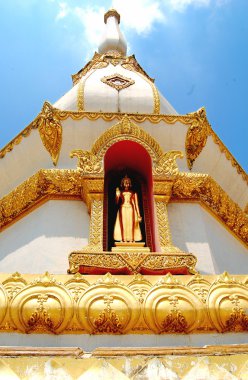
98, 9, 127, 56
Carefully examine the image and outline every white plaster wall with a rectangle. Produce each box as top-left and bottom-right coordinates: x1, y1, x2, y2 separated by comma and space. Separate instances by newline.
0, 200, 89, 274
0, 130, 53, 198
167, 203, 248, 274
192, 135, 248, 208
54, 64, 177, 115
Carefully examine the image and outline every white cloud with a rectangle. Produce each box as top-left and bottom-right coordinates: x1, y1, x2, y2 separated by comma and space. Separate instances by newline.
56, 2, 69, 20
112, 0, 165, 34
51, 0, 231, 57
73, 6, 105, 52
165, 0, 210, 12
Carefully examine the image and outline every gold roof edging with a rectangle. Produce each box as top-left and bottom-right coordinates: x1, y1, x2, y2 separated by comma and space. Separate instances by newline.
0, 169, 247, 245
0, 104, 247, 184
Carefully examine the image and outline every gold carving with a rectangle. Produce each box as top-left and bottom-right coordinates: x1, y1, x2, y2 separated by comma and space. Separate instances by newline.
101, 73, 135, 91
128, 274, 152, 304
245, 203, 248, 215
1, 104, 246, 184
153, 151, 183, 177
77, 79, 84, 111
34, 101, 62, 165
187, 273, 210, 303
71, 52, 153, 85
0, 284, 8, 329
9, 272, 74, 334
76, 274, 140, 334
93, 295, 122, 333
65, 274, 90, 303
104, 9, 120, 24
0, 272, 247, 334
27, 294, 54, 333
185, 107, 210, 169
87, 198, 103, 249
70, 150, 103, 175
144, 273, 204, 333
154, 197, 173, 247
208, 273, 248, 333
3, 272, 27, 301
224, 295, 248, 332
160, 296, 188, 333
68, 251, 197, 275
70, 116, 181, 179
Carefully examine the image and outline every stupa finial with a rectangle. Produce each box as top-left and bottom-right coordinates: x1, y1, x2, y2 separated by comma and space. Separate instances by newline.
98, 8, 127, 56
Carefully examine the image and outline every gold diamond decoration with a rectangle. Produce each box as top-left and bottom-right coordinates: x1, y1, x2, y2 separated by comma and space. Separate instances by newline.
101, 73, 135, 91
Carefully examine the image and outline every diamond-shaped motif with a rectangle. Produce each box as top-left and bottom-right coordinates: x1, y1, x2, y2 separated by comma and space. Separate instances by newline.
101, 73, 135, 91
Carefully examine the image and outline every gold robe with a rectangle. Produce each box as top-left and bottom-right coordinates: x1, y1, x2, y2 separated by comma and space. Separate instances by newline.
114, 190, 142, 242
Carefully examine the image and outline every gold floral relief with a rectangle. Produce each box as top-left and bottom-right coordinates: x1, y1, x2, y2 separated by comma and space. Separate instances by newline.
71, 51, 153, 86
207, 272, 248, 333
70, 150, 103, 175
33, 101, 62, 165
9, 272, 74, 334
185, 107, 211, 169
0, 271, 247, 334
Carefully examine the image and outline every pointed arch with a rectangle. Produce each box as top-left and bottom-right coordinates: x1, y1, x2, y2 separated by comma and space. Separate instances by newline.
91, 115, 164, 163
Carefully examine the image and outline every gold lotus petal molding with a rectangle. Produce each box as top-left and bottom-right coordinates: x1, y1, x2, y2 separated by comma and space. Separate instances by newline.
0, 272, 247, 334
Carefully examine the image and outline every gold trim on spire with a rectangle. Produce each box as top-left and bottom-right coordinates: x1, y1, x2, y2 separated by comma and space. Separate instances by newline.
104, 9, 120, 24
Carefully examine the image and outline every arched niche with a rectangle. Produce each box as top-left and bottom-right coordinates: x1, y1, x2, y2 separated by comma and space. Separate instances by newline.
103, 140, 159, 252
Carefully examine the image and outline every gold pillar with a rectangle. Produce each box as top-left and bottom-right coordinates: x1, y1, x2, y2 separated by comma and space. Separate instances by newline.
153, 180, 177, 253
81, 178, 104, 252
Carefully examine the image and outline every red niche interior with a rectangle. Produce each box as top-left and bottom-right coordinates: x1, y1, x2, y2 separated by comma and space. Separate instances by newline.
104, 140, 160, 251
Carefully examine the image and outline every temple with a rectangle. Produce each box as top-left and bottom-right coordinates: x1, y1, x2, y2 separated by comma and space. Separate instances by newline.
0, 8, 248, 379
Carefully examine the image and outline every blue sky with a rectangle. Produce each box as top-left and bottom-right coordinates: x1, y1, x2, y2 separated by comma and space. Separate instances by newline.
0, 0, 247, 171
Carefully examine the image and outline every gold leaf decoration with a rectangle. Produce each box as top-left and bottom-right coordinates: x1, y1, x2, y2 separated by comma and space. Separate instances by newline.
185, 107, 211, 169
153, 151, 183, 177
70, 150, 103, 175
35, 101, 62, 165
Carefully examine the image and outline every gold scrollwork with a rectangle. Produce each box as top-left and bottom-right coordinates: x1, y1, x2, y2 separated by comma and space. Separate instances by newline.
144, 273, 204, 333
185, 107, 211, 169
207, 274, 248, 333
70, 150, 103, 175
71, 51, 153, 86
10, 272, 74, 334
0, 271, 247, 334
76, 274, 140, 334
154, 197, 173, 247
33, 101, 62, 165
153, 151, 183, 177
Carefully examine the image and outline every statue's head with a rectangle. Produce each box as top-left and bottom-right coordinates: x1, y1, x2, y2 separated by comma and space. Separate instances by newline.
121, 175, 132, 189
